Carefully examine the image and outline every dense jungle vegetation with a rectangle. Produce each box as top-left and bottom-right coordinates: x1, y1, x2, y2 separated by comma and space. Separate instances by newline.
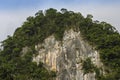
0, 8, 120, 80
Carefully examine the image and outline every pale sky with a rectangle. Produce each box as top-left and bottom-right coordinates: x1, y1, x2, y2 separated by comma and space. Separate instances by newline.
0, 0, 120, 42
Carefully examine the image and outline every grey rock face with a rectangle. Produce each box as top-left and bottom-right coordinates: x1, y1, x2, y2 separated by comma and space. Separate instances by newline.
33, 29, 102, 80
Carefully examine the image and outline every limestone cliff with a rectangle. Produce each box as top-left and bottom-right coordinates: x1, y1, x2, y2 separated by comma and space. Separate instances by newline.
33, 29, 103, 80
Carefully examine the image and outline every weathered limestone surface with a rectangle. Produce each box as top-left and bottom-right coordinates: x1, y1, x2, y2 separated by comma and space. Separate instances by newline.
33, 29, 102, 80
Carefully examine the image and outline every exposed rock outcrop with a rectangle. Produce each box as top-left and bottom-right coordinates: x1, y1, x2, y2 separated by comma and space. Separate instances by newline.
33, 29, 103, 80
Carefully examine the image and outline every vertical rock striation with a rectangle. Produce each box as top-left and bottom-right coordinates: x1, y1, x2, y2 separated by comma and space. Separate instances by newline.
33, 29, 103, 80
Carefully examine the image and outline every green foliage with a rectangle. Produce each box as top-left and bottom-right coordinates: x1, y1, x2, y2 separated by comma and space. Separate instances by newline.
0, 8, 120, 80
82, 58, 95, 74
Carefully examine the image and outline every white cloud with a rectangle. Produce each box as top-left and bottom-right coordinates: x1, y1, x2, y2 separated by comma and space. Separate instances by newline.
90, 5, 120, 32
0, 9, 37, 42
